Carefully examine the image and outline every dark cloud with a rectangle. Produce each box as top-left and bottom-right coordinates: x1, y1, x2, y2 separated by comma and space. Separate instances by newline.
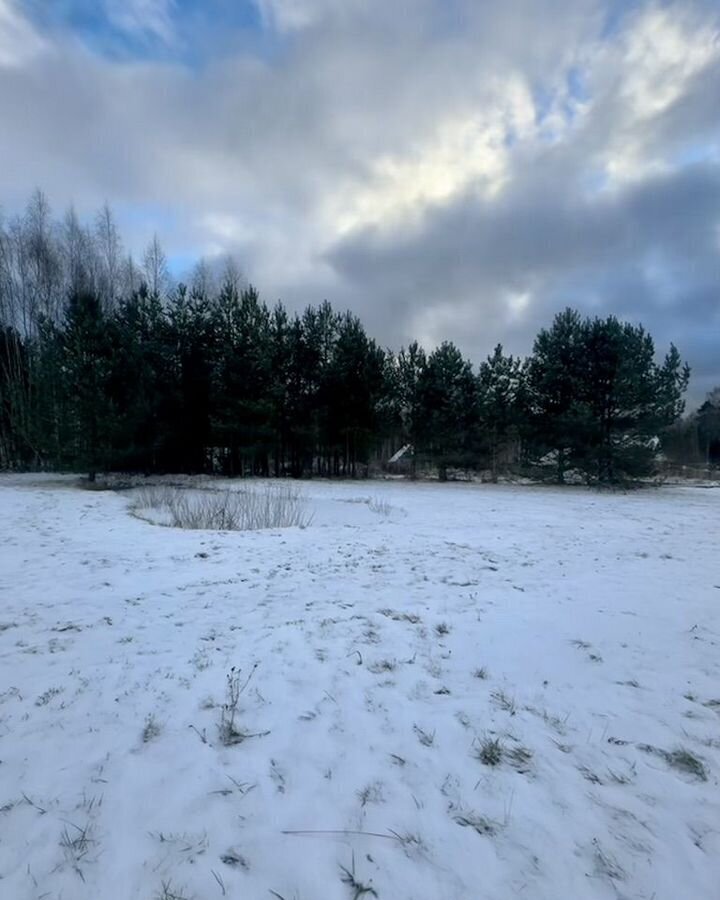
327, 162, 719, 401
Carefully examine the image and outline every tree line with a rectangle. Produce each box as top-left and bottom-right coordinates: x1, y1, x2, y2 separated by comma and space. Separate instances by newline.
662, 388, 720, 470
1, 191, 694, 484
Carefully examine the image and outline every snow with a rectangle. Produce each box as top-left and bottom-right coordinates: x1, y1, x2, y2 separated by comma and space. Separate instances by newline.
388, 444, 411, 464
0, 474, 718, 900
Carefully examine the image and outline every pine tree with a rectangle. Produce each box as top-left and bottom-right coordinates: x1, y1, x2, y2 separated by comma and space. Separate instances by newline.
166, 283, 214, 473
580, 318, 689, 481
416, 342, 478, 480
477, 344, 525, 480
267, 302, 291, 476
396, 341, 427, 477
326, 312, 386, 476
109, 284, 168, 471
301, 301, 340, 475
211, 282, 273, 475
696, 388, 720, 466
527, 308, 591, 482
61, 290, 113, 480
529, 310, 689, 483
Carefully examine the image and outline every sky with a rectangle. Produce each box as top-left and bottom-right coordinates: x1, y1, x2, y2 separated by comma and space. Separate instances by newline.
0, 0, 718, 404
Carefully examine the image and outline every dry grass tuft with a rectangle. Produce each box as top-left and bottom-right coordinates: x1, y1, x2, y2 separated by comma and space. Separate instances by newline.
475, 736, 504, 766
129, 483, 312, 531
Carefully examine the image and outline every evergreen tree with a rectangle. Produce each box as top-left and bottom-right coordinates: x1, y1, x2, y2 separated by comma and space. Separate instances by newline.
580, 317, 689, 482
267, 302, 291, 476
375, 349, 404, 466
696, 388, 720, 466
477, 344, 525, 480
166, 283, 214, 473
529, 310, 689, 483
396, 341, 427, 476
416, 341, 478, 480
109, 284, 169, 471
61, 291, 113, 480
325, 312, 386, 476
211, 282, 273, 475
527, 308, 589, 483
302, 301, 340, 475
283, 313, 317, 477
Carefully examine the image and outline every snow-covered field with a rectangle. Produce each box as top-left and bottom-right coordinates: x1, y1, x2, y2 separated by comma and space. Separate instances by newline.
0, 475, 718, 900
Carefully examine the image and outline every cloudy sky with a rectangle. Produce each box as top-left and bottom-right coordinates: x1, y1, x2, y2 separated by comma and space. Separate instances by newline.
0, 0, 718, 402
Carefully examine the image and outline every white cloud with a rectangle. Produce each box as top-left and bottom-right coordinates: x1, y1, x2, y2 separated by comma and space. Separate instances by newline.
621, 6, 719, 119
253, 0, 365, 31
326, 75, 537, 235
253, 0, 317, 30
0, 0, 46, 68
507, 290, 531, 320
104, 0, 177, 45
589, 4, 720, 185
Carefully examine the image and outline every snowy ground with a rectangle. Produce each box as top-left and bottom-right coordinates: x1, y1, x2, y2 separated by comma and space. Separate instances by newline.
0, 475, 718, 900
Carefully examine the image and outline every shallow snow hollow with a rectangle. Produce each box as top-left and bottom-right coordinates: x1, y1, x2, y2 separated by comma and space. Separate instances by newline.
0, 475, 718, 900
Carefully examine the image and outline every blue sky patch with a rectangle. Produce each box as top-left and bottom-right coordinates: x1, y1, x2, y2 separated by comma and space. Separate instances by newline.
24, 0, 266, 65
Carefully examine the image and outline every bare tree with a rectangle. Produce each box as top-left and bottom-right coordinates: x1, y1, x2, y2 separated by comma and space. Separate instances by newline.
61, 206, 95, 297
143, 233, 169, 298
190, 257, 216, 299
23, 189, 62, 327
220, 255, 245, 294
0, 210, 19, 330
120, 253, 141, 297
3, 214, 33, 338
94, 202, 122, 310
0, 209, 41, 467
